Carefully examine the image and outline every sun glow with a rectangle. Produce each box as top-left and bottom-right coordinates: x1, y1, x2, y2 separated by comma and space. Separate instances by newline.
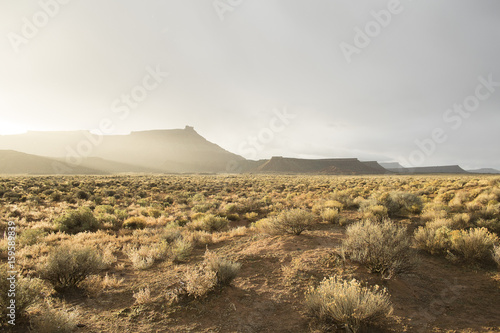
0, 121, 28, 135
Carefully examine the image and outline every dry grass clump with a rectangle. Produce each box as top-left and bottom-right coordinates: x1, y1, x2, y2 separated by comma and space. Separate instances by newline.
39, 244, 104, 292
265, 209, 315, 235
342, 220, 415, 277
203, 249, 241, 286
133, 286, 152, 305
31, 305, 79, 333
82, 273, 124, 297
180, 250, 241, 299
188, 214, 229, 233
125, 243, 167, 270
305, 276, 392, 332
183, 230, 214, 248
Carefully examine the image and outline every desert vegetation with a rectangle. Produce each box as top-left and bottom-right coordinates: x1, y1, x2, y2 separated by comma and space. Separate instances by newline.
1, 174, 499, 332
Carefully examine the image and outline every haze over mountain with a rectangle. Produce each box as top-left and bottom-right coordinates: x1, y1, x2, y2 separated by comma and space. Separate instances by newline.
0, 150, 103, 175
1, 1, 500, 171
0, 126, 244, 174
0, 127, 493, 176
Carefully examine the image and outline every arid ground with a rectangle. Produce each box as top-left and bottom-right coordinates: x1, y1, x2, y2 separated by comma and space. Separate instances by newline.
1, 175, 500, 332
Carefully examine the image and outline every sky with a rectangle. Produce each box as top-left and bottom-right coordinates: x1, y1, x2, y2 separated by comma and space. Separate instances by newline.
0, 0, 499, 170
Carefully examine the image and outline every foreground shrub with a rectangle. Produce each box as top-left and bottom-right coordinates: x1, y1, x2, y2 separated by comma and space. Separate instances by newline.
0, 265, 43, 320
269, 209, 315, 235
449, 228, 498, 263
54, 207, 99, 234
170, 238, 193, 263
183, 266, 217, 299
414, 225, 452, 255
305, 276, 392, 332
39, 244, 104, 292
342, 220, 415, 277
204, 249, 241, 286
181, 250, 240, 299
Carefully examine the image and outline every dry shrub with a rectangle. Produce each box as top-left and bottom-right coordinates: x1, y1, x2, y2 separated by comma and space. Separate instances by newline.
342, 220, 415, 277
125, 243, 167, 270
450, 213, 472, 229
183, 230, 213, 248
414, 226, 452, 255
312, 200, 344, 215
181, 250, 241, 299
189, 214, 229, 233
122, 217, 146, 230
305, 276, 392, 332
0, 265, 43, 319
183, 266, 217, 299
18, 228, 47, 246
133, 286, 152, 305
449, 228, 498, 263
381, 191, 423, 216
268, 209, 315, 235
476, 218, 500, 234
228, 226, 248, 237
170, 238, 193, 263
320, 208, 340, 224
54, 207, 100, 234
31, 306, 78, 333
82, 273, 124, 297
203, 249, 241, 286
362, 205, 388, 222
493, 245, 500, 268
421, 202, 449, 222
39, 244, 104, 292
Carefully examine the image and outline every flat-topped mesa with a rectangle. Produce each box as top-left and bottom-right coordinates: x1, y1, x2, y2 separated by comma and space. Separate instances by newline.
257, 156, 385, 175
386, 165, 469, 174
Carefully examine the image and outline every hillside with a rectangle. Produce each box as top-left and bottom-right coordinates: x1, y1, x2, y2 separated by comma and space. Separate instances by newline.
0, 150, 105, 175
0, 127, 244, 173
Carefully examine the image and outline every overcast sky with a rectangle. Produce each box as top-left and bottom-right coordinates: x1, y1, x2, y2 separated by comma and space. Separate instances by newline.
1, 0, 499, 169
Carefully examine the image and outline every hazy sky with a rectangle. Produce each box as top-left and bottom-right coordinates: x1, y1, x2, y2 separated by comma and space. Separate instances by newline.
1, 0, 499, 169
